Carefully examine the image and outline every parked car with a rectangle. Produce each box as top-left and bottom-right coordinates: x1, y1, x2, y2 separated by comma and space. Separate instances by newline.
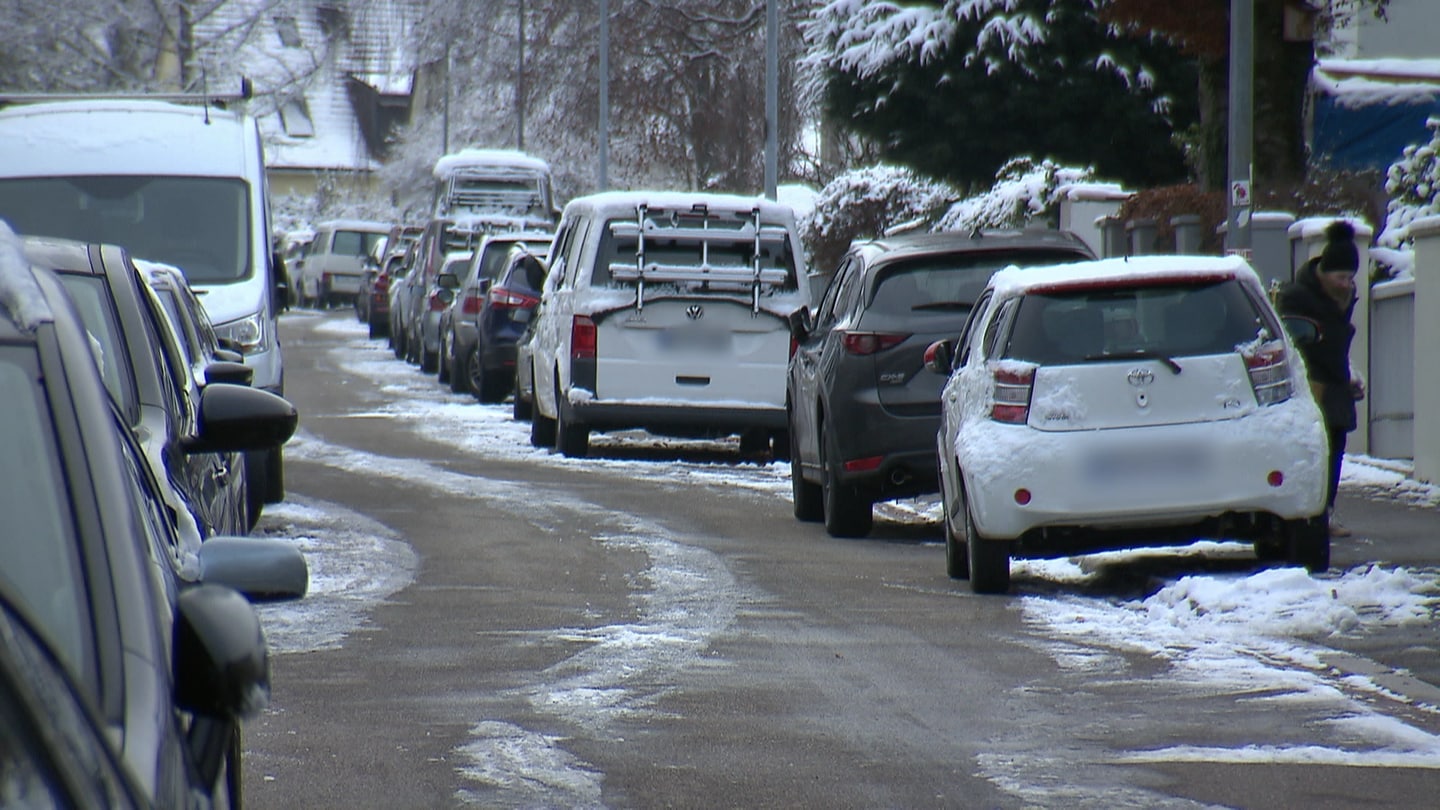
357, 223, 422, 336
527, 191, 811, 457
416, 250, 472, 373
0, 226, 306, 806
513, 301, 542, 421
277, 227, 315, 308
390, 216, 474, 366
786, 229, 1095, 538
926, 255, 1330, 594
23, 236, 276, 543
438, 231, 552, 399
295, 219, 390, 308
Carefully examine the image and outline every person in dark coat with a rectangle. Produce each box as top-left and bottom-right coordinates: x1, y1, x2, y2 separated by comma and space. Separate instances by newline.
1276, 219, 1363, 537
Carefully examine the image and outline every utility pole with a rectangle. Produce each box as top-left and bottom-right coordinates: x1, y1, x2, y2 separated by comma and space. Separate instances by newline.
1226, 0, 1254, 256
599, 0, 609, 190
517, 0, 526, 151
442, 39, 451, 155
763, 0, 778, 200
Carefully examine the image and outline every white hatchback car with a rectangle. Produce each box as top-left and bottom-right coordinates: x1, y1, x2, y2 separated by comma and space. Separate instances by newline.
928, 255, 1330, 594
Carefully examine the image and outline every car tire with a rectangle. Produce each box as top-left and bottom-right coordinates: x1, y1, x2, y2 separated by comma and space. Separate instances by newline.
1284, 516, 1330, 573
473, 346, 508, 404
820, 422, 872, 538
530, 401, 556, 447
391, 319, 406, 359
437, 332, 452, 384
513, 365, 534, 421
941, 463, 969, 580
962, 483, 1009, 594
448, 340, 471, 394
790, 425, 822, 522
420, 338, 438, 373
770, 429, 790, 462
368, 314, 383, 340
555, 378, 589, 458
243, 449, 267, 527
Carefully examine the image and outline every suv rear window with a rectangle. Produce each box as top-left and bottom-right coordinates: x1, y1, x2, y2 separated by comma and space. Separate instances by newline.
868, 249, 1088, 318
593, 214, 799, 291
1003, 279, 1273, 365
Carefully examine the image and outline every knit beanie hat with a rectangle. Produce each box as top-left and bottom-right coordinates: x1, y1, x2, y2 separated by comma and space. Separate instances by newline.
1319, 220, 1359, 273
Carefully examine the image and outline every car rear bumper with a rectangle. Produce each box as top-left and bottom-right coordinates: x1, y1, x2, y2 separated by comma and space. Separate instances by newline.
957, 405, 1329, 541
569, 398, 787, 433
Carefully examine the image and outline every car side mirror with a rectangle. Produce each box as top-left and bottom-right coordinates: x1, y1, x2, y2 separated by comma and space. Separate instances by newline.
478, 278, 492, 295
173, 583, 269, 719
1281, 315, 1320, 346
923, 340, 954, 374
204, 360, 254, 387
787, 307, 811, 343
437, 272, 460, 291
183, 384, 298, 454
198, 537, 309, 602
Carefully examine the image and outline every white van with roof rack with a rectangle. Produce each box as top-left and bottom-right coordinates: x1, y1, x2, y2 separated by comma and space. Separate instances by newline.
527, 191, 811, 457
0, 88, 290, 513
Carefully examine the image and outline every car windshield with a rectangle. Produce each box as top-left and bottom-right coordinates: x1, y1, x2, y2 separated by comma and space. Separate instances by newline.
0, 175, 251, 283
1004, 279, 1271, 365
0, 349, 88, 681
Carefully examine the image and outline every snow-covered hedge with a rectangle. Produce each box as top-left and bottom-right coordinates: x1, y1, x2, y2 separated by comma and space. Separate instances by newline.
1381, 115, 1440, 248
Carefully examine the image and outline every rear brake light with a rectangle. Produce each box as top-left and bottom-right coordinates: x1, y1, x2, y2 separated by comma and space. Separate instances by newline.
1245, 342, 1292, 406
572, 315, 597, 360
841, 331, 908, 355
843, 456, 883, 473
488, 286, 540, 310
374, 276, 390, 294
990, 365, 1035, 424
461, 292, 484, 315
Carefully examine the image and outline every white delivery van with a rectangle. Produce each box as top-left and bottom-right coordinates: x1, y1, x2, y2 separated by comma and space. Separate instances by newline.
0, 94, 290, 511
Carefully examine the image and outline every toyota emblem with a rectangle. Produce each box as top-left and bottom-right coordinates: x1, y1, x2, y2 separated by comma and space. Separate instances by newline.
1127, 368, 1155, 387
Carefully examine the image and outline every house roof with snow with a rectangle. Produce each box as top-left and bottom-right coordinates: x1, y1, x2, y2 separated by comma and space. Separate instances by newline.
196, 0, 423, 175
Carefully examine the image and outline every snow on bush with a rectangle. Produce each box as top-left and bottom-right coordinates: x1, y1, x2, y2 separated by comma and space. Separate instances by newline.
800, 165, 958, 271
1381, 115, 1440, 248
933, 157, 1095, 233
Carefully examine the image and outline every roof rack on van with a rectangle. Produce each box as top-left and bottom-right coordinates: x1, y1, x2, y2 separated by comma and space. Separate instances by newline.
0, 77, 253, 109
609, 204, 790, 316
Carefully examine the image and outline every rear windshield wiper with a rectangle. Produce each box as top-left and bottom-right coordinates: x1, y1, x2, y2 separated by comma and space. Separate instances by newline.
910, 301, 971, 312
1082, 349, 1183, 374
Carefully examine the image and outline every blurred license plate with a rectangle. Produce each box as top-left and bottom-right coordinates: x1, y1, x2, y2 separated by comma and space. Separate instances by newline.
658, 328, 730, 352
1083, 444, 1209, 482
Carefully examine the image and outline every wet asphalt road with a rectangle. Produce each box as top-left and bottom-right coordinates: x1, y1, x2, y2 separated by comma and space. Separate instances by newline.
242, 310, 1440, 809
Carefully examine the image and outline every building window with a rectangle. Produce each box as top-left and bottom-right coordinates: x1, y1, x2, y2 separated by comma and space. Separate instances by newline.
279, 98, 315, 138
274, 15, 302, 48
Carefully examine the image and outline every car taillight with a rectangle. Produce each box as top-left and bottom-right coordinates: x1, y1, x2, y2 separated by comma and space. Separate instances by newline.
428, 291, 448, 311
572, 315, 597, 360
1245, 342, 1293, 406
990, 365, 1035, 424
374, 276, 390, 294
841, 331, 909, 355
488, 286, 540, 310
461, 292, 485, 315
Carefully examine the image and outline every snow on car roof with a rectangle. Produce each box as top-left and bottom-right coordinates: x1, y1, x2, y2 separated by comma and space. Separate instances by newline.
988, 254, 1258, 297
316, 219, 391, 232
432, 149, 552, 179
564, 190, 799, 221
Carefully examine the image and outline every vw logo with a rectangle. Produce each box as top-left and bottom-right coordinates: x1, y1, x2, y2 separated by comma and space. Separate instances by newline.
1127, 368, 1155, 387
686, 304, 704, 320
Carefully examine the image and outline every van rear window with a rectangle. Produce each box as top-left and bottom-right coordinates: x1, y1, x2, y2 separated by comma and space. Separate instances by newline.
0, 175, 251, 283
594, 215, 799, 292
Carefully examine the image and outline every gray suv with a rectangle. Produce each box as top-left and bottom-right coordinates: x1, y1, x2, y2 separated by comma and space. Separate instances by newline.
786, 229, 1094, 538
